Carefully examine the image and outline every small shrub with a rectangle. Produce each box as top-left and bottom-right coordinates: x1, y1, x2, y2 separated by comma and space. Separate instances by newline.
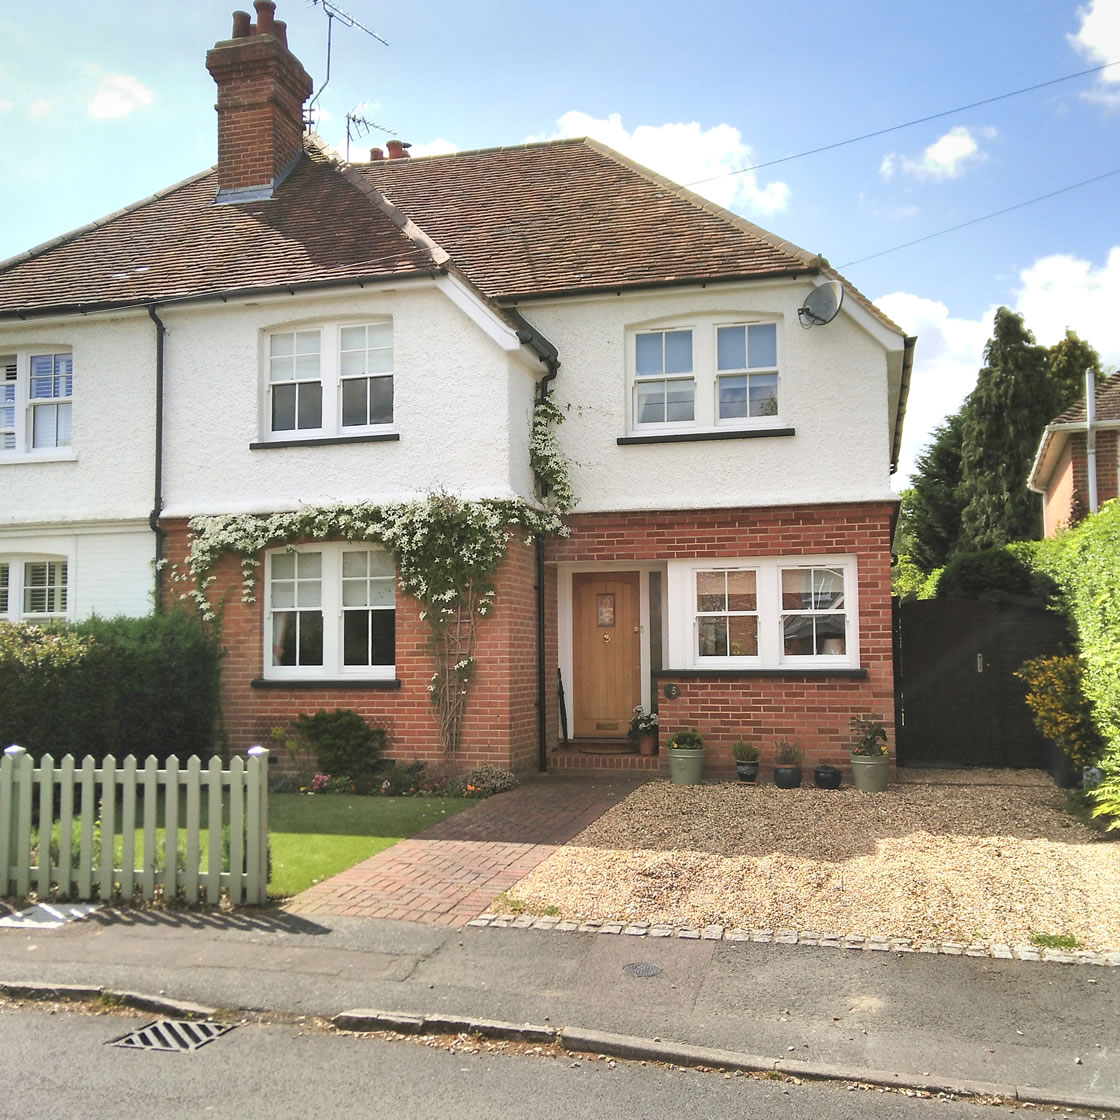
462, 766, 519, 798
1088, 744, 1120, 830
667, 729, 704, 749
775, 740, 802, 765
936, 547, 1054, 602
310, 773, 356, 794
290, 709, 385, 782
1015, 655, 1104, 770
732, 741, 758, 762
1029, 932, 1080, 950
850, 714, 888, 757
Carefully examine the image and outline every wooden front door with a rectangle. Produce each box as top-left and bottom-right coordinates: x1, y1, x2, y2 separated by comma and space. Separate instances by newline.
572, 572, 641, 738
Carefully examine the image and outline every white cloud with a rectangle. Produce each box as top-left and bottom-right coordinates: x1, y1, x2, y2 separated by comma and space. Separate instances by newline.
881, 247, 1120, 487
880, 126, 990, 182
406, 138, 459, 159
0, 99, 11, 112
30, 99, 54, 120
87, 74, 154, 120
1070, 1, 1120, 95
530, 111, 790, 216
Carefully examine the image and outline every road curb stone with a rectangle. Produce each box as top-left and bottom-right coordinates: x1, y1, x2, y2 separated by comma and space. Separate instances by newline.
466, 918, 1119, 965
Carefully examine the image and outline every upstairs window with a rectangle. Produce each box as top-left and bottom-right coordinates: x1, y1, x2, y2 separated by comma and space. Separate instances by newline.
1, 351, 74, 457
265, 321, 393, 441
0, 557, 69, 621
629, 320, 781, 433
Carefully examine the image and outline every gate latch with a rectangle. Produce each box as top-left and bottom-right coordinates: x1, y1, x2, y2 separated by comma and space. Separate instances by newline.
976, 653, 984, 673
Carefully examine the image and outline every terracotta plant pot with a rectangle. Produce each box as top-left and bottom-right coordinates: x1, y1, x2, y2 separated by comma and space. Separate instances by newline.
638, 732, 656, 756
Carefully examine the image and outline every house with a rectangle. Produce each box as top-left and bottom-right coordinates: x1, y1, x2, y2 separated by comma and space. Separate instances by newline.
0, 1, 914, 779
1028, 372, 1120, 536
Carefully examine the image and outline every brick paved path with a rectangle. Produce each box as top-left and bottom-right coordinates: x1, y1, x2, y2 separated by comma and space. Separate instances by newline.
283, 774, 648, 926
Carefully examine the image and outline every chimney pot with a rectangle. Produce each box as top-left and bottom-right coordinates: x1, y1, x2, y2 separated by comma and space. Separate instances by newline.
386, 140, 411, 159
370, 147, 384, 161
253, 0, 277, 34
273, 19, 288, 46
232, 10, 251, 37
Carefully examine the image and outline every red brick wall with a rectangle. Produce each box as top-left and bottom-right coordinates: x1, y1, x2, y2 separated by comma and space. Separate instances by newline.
546, 501, 897, 779
1054, 431, 1120, 532
161, 521, 542, 775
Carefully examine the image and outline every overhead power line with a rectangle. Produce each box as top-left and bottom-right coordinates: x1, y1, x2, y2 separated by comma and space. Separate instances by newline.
686, 60, 1120, 186
837, 167, 1120, 269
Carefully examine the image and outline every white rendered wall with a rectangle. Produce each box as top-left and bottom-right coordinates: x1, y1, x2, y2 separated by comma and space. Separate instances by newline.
0, 522, 154, 619
520, 280, 900, 513
160, 285, 541, 517
0, 314, 155, 525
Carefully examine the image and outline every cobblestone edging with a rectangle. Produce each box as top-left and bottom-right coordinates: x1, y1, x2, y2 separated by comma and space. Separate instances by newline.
465, 914, 1120, 966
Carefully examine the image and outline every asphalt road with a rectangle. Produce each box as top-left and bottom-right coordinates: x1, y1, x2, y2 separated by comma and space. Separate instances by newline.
2, 1002, 1086, 1120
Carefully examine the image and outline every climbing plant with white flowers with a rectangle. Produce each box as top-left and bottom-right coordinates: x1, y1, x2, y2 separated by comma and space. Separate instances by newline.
175, 399, 573, 755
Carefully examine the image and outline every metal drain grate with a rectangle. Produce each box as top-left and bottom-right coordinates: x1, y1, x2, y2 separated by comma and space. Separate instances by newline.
109, 1019, 233, 1052
623, 961, 663, 978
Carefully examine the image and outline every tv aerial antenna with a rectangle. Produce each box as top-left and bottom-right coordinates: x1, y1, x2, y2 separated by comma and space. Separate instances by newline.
345, 100, 396, 161
307, 0, 388, 126
797, 280, 844, 328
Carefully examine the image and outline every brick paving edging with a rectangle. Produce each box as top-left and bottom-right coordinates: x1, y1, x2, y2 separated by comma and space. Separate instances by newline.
464, 914, 1120, 966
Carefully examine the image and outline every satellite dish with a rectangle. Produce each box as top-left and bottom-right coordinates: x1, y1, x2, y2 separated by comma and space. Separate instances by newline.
797, 280, 844, 328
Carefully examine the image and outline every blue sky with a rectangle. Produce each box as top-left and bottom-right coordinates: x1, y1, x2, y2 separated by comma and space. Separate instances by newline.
2, 0, 1118, 485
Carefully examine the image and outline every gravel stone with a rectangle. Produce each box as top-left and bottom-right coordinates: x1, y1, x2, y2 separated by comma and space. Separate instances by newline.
501, 775, 1120, 951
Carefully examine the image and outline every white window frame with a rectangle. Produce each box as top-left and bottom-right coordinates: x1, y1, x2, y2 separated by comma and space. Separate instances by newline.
0, 349, 76, 461
627, 318, 783, 435
0, 555, 70, 622
263, 542, 396, 680
666, 555, 858, 669
263, 319, 394, 442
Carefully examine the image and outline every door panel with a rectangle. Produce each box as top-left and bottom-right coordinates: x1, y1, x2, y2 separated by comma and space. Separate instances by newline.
573, 572, 641, 738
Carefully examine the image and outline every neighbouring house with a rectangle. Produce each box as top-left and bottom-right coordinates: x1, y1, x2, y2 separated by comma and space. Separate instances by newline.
1029, 371, 1120, 536
0, 1, 914, 779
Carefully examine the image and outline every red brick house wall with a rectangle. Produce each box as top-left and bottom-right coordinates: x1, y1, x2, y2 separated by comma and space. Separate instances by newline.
161, 520, 542, 773
547, 500, 897, 779
1043, 430, 1120, 536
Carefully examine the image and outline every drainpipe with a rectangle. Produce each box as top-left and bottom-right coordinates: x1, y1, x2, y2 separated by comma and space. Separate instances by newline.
147, 305, 166, 612
1085, 367, 1098, 515
535, 354, 560, 774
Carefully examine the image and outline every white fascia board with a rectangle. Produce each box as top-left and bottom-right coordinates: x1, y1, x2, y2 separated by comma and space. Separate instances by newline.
0, 518, 151, 535
435, 274, 538, 365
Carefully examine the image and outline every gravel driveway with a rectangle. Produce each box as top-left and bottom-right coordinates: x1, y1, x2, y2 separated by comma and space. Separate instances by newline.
503, 770, 1120, 951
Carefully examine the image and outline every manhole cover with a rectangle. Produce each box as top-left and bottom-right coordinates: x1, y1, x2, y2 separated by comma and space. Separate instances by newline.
623, 961, 663, 978
109, 1019, 233, 1052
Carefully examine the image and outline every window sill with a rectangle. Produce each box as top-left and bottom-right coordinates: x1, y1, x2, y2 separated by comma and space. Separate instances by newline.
654, 667, 866, 679
0, 450, 78, 464
617, 427, 794, 446
251, 677, 402, 690
250, 433, 400, 450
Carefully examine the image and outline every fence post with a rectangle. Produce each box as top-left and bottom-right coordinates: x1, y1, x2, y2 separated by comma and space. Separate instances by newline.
4, 746, 33, 898
246, 746, 269, 905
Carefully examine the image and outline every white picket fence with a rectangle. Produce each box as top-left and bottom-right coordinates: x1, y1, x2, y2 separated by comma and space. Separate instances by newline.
0, 745, 269, 906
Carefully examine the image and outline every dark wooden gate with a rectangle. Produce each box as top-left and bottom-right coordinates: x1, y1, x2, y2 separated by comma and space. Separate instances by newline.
894, 598, 1069, 768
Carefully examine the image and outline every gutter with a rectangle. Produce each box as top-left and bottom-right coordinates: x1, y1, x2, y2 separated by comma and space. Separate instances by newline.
0, 269, 448, 323
147, 306, 166, 611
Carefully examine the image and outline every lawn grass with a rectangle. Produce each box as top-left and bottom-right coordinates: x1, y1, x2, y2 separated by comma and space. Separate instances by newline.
30, 791, 476, 901
267, 793, 474, 897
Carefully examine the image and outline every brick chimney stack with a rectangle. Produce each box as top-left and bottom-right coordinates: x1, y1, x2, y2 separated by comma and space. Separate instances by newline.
205, 1, 314, 202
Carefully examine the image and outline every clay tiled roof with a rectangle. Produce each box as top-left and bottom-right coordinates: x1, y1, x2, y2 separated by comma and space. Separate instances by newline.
0, 145, 439, 317
1052, 371, 1120, 424
361, 139, 816, 300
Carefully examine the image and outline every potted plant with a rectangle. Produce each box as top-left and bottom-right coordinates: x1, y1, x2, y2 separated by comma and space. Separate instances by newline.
628, 706, 659, 756
814, 763, 842, 790
772, 740, 803, 789
666, 728, 705, 785
849, 714, 889, 792
731, 741, 759, 783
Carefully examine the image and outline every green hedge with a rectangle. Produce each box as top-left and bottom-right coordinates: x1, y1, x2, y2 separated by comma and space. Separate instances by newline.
0, 612, 222, 764
1034, 500, 1120, 744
